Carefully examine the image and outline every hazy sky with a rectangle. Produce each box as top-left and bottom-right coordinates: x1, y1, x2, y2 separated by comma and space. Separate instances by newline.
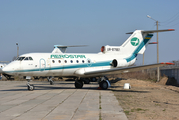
0, 0, 178, 65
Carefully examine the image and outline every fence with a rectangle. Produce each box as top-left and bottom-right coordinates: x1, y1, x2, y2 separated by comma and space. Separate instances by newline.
161, 68, 179, 84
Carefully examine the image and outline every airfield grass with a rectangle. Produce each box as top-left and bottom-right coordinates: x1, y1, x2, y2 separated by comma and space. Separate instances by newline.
110, 77, 179, 120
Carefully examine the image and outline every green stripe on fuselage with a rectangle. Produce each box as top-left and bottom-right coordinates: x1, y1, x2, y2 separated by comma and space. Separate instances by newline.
5, 60, 111, 73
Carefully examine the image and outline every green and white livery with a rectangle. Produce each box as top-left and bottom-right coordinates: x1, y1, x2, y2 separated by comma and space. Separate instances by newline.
1, 29, 174, 90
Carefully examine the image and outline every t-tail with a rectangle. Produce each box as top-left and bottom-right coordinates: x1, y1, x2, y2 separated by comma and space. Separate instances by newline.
121, 29, 174, 62
123, 29, 174, 54
101, 29, 174, 55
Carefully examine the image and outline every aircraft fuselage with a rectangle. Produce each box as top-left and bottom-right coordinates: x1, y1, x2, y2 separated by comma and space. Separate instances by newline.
3, 52, 135, 77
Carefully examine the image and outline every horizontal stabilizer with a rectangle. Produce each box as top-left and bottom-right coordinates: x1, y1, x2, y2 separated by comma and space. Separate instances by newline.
126, 29, 175, 34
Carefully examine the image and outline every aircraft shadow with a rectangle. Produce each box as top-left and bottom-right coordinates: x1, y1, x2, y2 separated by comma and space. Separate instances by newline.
111, 89, 150, 93
110, 86, 123, 88
0, 84, 106, 91
31, 82, 74, 85
33, 86, 102, 90
0, 88, 28, 91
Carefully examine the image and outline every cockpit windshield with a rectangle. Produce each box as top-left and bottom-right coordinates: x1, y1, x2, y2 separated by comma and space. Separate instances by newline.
16, 57, 25, 61
16, 57, 33, 61
24, 57, 33, 61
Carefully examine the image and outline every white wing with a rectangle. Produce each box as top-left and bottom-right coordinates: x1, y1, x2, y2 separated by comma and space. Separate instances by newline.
83, 62, 174, 76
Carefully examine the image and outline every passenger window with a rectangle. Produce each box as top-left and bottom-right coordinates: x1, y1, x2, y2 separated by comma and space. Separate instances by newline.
65, 60, 67, 63
76, 60, 79, 63
82, 60, 85, 63
58, 60, 61, 63
52, 60, 55, 63
88, 60, 91, 63
70, 60, 73, 63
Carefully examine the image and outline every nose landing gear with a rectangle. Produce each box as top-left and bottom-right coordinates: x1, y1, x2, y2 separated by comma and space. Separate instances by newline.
27, 82, 35, 91
26, 76, 34, 91
74, 76, 110, 90
47, 76, 54, 85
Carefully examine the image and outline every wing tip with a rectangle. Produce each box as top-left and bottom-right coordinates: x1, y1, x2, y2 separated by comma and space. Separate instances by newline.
168, 29, 175, 31
160, 62, 174, 65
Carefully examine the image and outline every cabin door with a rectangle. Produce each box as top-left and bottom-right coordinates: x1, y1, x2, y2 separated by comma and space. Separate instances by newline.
39, 58, 46, 71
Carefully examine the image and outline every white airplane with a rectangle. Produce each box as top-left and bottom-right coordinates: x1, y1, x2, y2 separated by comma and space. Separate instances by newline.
0, 61, 10, 79
1, 29, 175, 90
0, 64, 6, 69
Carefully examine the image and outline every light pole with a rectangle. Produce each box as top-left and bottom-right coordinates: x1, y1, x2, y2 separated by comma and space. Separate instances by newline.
147, 15, 160, 82
16, 43, 19, 58
142, 42, 158, 73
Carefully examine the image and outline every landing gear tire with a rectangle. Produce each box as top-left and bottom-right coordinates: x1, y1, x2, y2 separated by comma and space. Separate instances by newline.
100, 81, 108, 90
75, 79, 83, 88
27, 85, 35, 91
47, 77, 54, 85
50, 81, 54, 85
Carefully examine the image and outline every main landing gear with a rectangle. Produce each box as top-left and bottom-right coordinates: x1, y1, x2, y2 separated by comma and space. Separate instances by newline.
74, 76, 110, 90
75, 78, 84, 88
99, 76, 110, 90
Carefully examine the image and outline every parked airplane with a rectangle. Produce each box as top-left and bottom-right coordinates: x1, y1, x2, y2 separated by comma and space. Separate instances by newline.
1, 29, 175, 90
0, 64, 6, 69
0, 61, 11, 79
0, 61, 9, 68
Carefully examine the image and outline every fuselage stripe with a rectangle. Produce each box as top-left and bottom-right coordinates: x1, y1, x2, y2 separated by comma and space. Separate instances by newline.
5, 61, 112, 73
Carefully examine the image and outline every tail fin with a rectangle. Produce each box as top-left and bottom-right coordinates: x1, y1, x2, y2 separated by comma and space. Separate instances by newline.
121, 30, 152, 55
121, 29, 174, 62
122, 29, 174, 55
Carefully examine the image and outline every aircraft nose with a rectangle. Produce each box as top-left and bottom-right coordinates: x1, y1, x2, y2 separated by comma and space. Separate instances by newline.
2, 65, 13, 73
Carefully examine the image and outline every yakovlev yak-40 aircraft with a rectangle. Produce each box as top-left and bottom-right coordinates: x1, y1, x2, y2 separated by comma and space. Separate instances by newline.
1, 29, 175, 90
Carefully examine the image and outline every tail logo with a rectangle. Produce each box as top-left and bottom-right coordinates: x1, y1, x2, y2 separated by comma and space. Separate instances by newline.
131, 37, 139, 46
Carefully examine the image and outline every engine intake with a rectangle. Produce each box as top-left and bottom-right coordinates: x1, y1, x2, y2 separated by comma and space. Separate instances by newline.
112, 59, 118, 67
111, 59, 128, 67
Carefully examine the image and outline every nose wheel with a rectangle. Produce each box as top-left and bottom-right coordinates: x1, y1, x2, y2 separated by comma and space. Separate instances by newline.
26, 76, 35, 91
27, 84, 35, 91
27, 81, 35, 91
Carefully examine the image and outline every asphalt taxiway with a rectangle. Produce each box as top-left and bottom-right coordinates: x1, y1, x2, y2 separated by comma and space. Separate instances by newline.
0, 81, 128, 120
